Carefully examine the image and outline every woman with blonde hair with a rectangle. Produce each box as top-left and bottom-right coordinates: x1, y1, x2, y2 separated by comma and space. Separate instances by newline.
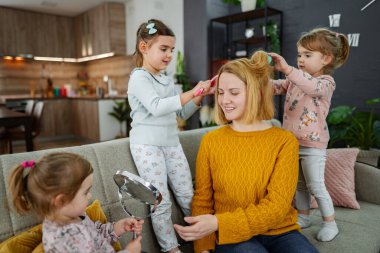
174, 51, 318, 253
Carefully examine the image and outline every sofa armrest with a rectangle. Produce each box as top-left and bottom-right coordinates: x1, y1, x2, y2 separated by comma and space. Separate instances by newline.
355, 162, 380, 205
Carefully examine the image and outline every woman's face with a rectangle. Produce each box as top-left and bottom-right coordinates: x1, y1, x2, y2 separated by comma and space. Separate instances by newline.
217, 72, 247, 123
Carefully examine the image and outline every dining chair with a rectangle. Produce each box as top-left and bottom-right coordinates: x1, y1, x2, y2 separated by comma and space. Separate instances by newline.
0, 127, 12, 154
5, 101, 45, 153
24, 100, 35, 115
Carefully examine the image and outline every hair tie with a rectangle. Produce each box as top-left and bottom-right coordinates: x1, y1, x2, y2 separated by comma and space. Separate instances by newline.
267, 54, 272, 64
335, 32, 339, 38
21, 160, 35, 169
146, 22, 157, 35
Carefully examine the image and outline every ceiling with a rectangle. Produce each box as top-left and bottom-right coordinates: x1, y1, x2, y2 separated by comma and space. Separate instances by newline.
0, 0, 127, 17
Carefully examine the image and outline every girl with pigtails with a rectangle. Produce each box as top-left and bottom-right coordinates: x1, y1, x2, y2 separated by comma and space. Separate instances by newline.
8, 152, 143, 253
270, 27, 350, 242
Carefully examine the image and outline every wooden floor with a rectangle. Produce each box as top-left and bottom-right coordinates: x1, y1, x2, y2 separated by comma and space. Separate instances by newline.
1, 136, 96, 155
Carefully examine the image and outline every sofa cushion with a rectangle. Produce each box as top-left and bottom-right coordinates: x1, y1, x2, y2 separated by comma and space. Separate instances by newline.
303, 201, 380, 253
311, 148, 360, 209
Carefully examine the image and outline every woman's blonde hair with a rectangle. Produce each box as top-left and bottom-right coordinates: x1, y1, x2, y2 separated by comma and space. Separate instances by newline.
133, 19, 175, 67
8, 152, 93, 219
297, 27, 350, 75
214, 50, 275, 125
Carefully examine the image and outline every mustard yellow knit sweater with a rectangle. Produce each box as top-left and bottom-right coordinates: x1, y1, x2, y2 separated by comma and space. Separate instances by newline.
192, 126, 300, 253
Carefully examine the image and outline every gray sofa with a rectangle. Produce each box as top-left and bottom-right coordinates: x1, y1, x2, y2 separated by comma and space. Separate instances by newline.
1, 127, 380, 253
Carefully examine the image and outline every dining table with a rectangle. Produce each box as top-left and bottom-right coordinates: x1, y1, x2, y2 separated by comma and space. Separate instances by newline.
0, 106, 33, 152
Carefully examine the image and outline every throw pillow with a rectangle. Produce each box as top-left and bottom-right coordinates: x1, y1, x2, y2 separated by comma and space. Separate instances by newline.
0, 199, 121, 253
0, 224, 42, 253
310, 148, 360, 209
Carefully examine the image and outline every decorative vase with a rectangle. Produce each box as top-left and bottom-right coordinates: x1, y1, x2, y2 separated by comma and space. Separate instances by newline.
240, 0, 257, 12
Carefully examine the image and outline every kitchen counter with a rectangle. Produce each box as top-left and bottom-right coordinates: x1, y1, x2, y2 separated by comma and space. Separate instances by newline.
0, 94, 128, 105
1, 95, 128, 142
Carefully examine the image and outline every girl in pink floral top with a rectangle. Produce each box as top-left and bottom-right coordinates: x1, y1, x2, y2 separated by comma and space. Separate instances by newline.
8, 152, 143, 253
269, 27, 349, 242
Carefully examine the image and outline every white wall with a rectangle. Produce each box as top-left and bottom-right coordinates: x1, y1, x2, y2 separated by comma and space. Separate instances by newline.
125, 0, 184, 77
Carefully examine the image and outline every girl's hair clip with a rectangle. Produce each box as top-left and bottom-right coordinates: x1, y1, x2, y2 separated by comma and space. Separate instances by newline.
21, 160, 35, 169
146, 23, 157, 35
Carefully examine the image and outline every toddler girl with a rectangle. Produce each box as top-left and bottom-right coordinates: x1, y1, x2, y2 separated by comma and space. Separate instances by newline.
8, 152, 143, 253
270, 27, 350, 241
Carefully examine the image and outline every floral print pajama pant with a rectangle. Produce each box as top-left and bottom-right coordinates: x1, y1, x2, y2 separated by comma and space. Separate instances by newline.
130, 144, 194, 252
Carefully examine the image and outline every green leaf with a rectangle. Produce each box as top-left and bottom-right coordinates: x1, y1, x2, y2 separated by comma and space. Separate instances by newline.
222, 0, 240, 5
108, 100, 130, 123
326, 106, 353, 125
366, 97, 380, 105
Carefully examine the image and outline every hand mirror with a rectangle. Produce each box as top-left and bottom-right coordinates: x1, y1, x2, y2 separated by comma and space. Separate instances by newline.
114, 170, 162, 238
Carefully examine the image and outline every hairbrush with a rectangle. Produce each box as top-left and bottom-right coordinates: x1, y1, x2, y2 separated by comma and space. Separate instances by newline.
195, 75, 217, 96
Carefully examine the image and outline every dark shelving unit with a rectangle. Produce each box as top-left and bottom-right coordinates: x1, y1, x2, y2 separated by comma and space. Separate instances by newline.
209, 6, 284, 119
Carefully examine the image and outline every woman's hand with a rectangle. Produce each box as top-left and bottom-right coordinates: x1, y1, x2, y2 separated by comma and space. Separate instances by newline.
268, 52, 293, 75
114, 218, 144, 236
173, 214, 218, 241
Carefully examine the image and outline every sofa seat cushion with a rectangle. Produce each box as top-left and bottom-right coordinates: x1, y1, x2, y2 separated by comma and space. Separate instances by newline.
302, 201, 380, 253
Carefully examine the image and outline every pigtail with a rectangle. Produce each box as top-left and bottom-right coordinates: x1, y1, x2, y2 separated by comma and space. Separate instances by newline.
8, 164, 32, 214
336, 33, 350, 68
133, 22, 147, 67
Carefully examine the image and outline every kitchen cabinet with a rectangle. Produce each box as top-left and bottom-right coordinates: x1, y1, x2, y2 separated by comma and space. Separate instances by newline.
25, 98, 125, 141
40, 99, 73, 137
74, 2, 126, 57
0, 7, 75, 58
71, 100, 100, 140
209, 7, 282, 76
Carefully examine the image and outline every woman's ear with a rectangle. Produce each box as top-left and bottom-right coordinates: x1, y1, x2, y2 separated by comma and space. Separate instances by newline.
138, 41, 147, 54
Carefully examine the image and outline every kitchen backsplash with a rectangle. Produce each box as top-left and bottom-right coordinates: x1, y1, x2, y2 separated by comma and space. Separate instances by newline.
0, 55, 134, 96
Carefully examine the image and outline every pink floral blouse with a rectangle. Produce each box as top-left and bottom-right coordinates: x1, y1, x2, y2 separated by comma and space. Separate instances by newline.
42, 213, 129, 253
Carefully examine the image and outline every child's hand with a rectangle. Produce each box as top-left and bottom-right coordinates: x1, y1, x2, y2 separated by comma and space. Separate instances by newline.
125, 235, 142, 253
114, 218, 144, 236
193, 80, 212, 97
268, 52, 293, 75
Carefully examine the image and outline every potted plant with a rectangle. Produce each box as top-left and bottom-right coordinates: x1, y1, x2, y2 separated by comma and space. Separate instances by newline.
327, 98, 380, 167
175, 51, 192, 92
221, 0, 265, 12
327, 97, 380, 150
108, 100, 131, 138
266, 20, 280, 54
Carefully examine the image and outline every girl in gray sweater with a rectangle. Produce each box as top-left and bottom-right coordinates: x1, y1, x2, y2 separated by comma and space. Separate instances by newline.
128, 19, 212, 253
